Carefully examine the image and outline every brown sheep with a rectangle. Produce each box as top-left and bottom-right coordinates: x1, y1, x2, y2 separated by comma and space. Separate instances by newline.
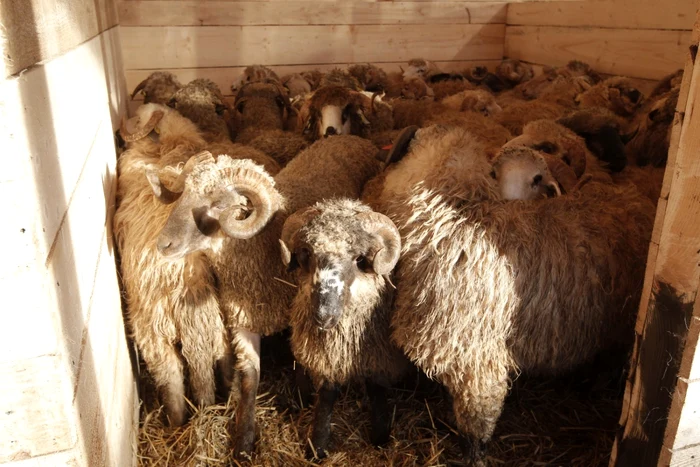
495, 99, 568, 136
114, 104, 229, 427
374, 125, 655, 465
495, 59, 535, 88
232, 80, 309, 166
230, 65, 280, 93
627, 87, 680, 168
320, 68, 364, 91
166, 79, 231, 143
130, 71, 182, 105
280, 199, 409, 458
347, 63, 390, 92
151, 135, 383, 459
441, 89, 502, 117
576, 76, 645, 118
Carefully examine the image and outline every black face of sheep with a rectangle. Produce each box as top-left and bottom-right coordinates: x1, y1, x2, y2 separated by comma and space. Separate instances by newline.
280, 206, 401, 331
147, 153, 279, 259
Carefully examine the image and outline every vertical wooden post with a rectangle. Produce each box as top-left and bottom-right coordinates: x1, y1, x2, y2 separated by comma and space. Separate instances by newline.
611, 6, 700, 467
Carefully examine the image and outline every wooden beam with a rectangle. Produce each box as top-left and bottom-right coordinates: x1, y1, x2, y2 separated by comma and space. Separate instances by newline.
505, 25, 690, 80
121, 24, 504, 70
1, 0, 119, 78
124, 60, 501, 98
118, 1, 508, 26
610, 11, 700, 465
507, 0, 696, 30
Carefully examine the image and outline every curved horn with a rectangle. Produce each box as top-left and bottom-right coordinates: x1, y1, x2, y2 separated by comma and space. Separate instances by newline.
146, 151, 215, 204
218, 167, 277, 239
541, 153, 578, 194
279, 206, 322, 265
120, 110, 165, 142
357, 211, 401, 275
130, 78, 148, 100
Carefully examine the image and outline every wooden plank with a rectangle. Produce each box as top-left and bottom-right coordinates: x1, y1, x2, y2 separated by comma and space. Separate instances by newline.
505, 25, 690, 80
0, 356, 76, 462
124, 59, 501, 98
1, 0, 119, 78
610, 16, 700, 465
118, 1, 507, 26
120, 24, 505, 69
507, 0, 697, 30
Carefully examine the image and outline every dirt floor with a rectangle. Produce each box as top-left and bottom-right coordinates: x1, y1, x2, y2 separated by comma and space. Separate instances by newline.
137, 334, 624, 467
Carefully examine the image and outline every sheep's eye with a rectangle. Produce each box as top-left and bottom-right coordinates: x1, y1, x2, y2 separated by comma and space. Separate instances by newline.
341, 105, 351, 123
648, 108, 660, 122
532, 174, 543, 186
489, 170, 497, 179
562, 155, 572, 165
533, 142, 557, 154
355, 255, 371, 272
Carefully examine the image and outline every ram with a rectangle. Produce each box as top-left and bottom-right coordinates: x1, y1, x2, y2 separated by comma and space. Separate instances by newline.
114, 104, 229, 427
130, 70, 182, 105
279, 199, 408, 458
150, 135, 382, 459
373, 125, 655, 465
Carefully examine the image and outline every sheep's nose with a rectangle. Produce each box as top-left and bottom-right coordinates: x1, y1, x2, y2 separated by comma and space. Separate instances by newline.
324, 127, 337, 138
157, 237, 174, 254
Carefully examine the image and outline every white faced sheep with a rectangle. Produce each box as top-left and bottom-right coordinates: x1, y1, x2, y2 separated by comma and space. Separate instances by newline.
372, 125, 656, 465
114, 104, 230, 427
130, 71, 182, 105
299, 86, 393, 141
230, 64, 280, 93
150, 135, 383, 459
232, 80, 309, 166
279, 199, 409, 458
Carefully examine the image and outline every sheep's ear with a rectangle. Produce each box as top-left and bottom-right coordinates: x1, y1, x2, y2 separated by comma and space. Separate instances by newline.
383, 125, 419, 166
583, 125, 627, 173
278, 240, 299, 272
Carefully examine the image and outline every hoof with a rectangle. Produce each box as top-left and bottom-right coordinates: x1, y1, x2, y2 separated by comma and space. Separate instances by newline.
305, 443, 329, 461
232, 431, 256, 461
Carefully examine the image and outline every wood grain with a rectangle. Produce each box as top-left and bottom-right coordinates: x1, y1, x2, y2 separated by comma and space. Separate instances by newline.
610, 12, 700, 464
507, 0, 697, 30
121, 24, 504, 70
1, 0, 119, 78
118, 1, 508, 26
505, 25, 691, 80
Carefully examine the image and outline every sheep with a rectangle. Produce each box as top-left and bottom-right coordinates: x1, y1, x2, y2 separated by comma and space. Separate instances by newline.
649, 68, 683, 99
576, 76, 645, 118
372, 125, 655, 465
299, 85, 393, 141
626, 87, 679, 167
278, 199, 409, 457
398, 76, 434, 100
347, 63, 389, 92
490, 147, 563, 200
281, 72, 312, 98
495, 99, 568, 136
402, 58, 441, 81
429, 75, 475, 101
495, 59, 535, 88
114, 104, 230, 427
301, 69, 325, 91
150, 135, 383, 458
441, 89, 502, 116
320, 68, 364, 91
230, 64, 280, 93
232, 80, 309, 166
130, 71, 183, 105
166, 78, 231, 143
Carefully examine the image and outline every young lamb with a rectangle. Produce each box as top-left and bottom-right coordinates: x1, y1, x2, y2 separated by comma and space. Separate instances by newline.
230, 64, 280, 93
373, 125, 655, 465
114, 104, 229, 427
130, 71, 182, 104
279, 199, 409, 457
151, 135, 382, 458
299, 86, 393, 141
232, 80, 309, 166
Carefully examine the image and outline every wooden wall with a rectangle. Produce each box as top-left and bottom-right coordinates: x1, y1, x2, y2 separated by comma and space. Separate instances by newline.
0, 1, 136, 465
118, 0, 509, 98
506, 0, 697, 80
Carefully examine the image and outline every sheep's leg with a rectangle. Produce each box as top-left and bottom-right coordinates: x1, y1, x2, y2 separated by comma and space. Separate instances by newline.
294, 363, 314, 408
366, 380, 391, 446
140, 340, 186, 427
216, 343, 235, 400
180, 329, 220, 408
308, 382, 340, 459
444, 370, 509, 467
230, 328, 261, 459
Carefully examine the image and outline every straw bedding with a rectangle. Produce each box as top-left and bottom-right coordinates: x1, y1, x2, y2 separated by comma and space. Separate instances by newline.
137, 334, 623, 466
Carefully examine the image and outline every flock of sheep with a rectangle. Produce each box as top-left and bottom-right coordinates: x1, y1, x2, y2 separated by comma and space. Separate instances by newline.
115, 58, 681, 465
